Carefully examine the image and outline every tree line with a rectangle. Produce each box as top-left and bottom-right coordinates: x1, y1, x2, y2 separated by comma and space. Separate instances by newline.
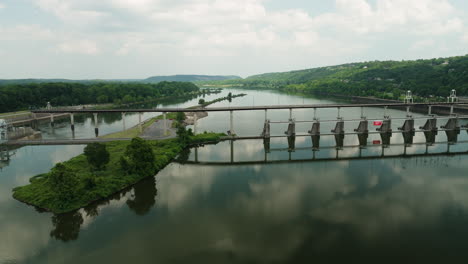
0, 81, 200, 113
207, 55, 468, 100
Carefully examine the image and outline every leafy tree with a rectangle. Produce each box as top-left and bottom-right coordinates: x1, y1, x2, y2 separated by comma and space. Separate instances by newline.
198, 98, 205, 105
84, 143, 110, 170
48, 163, 79, 203
120, 138, 156, 177
176, 112, 185, 122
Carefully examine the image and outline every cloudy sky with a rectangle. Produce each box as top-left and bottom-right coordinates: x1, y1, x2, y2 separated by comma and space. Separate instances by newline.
1, 0, 468, 79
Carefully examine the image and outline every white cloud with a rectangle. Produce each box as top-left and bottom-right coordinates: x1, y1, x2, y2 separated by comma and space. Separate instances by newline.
58, 40, 100, 55
0, 3, 5, 9
1, 0, 463, 78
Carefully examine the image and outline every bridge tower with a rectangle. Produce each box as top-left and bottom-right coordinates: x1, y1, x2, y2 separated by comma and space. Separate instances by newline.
447, 89, 458, 103
404, 90, 413, 104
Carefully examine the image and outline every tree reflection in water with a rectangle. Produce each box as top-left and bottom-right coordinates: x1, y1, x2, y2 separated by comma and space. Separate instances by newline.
50, 211, 84, 242
127, 176, 158, 216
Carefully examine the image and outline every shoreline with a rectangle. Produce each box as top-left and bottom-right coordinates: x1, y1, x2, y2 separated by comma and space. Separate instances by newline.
12, 134, 227, 214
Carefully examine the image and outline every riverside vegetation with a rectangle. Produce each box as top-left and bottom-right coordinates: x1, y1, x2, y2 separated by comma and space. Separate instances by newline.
202, 54, 468, 101
0, 81, 200, 112
12, 112, 226, 213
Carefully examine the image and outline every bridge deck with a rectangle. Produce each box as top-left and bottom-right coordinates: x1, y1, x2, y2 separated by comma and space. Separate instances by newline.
31, 102, 468, 113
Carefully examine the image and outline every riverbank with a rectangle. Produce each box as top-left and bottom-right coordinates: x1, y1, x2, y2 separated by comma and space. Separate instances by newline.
12, 133, 226, 214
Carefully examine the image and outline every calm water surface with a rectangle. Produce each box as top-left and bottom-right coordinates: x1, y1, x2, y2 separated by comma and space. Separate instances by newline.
1, 89, 468, 263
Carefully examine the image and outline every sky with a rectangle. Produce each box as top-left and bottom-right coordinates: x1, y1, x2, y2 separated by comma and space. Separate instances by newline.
1, 0, 468, 79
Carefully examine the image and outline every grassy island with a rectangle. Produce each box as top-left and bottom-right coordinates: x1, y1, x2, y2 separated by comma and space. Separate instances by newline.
13, 133, 225, 214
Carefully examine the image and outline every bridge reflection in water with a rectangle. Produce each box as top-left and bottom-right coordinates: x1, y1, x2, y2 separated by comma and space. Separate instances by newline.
180, 136, 468, 166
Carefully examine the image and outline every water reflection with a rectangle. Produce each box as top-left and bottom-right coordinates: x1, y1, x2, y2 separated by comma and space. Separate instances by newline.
126, 176, 157, 216
5, 90, 468, 263
50, 211, 84, 242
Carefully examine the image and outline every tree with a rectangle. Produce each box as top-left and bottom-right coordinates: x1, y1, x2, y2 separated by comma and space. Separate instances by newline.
198, 98, 205, 105
176, 112, 185, 123
48, 163, 79, 203
84, 143, 110, 170
120, 138, 156, 177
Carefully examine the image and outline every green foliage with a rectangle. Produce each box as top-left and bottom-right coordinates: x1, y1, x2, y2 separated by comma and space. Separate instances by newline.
176, 112, 185, 122
12, 134, 226, 214
0, 81, 199, 112
48, 163, 79, 204
198, 98, 205, 105
205, 55, 468, 100
84, 143, 110, 170
120, 138, 156, 177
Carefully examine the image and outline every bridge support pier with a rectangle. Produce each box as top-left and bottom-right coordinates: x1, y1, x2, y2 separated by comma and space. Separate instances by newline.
399, 118, 415, 145
287, 136, 296, 152
420, 118, 438, 144
230, 140, 234, 163
309, 121, 321, 150
263, 138, 270, 153
354, 120, 368, 147
284, 119, 295, 137
261, 120, 270, 138
122, 112, 126, 130
332, 119, 345, 149
138, 112, 142, 133
193, 113, 198, 135
441, 117, 460, 143
311, 135, 320, 150
93, 113, 99, 137
70, 113, 75, 132
50, 114, 55, 127
229, 110, 235, 136
377, 118, 392, 146
163, 112, 167, 136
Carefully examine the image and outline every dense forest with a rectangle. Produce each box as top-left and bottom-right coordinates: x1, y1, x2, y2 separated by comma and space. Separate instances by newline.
144, 75, 241, 83
0, 81, 199, 113
207, 55, 468, 100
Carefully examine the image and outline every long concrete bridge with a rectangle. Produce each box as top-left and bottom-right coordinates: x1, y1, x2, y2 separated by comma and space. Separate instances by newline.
0, 100, 465, 146
27, 101, 468, 142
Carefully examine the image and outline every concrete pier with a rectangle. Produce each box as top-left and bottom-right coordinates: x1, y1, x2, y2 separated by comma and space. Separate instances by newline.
261, 120, 270, 138
287, 136, 295, 152
284, 119, 296, 137
311, 135, 320, 149
229, 110, 235, 136
331, 119, 345, 134
50, 114, 55, 127
355, 120, 369, 147
163, 112, 167, 136
70, 113, 75, 132
138, 113, 143, 133
441, 118, 460, 143
93, 113, 99, 137
308, 121, 320, 136
122, 112, 126, 130
193, 113, 198, 135
263, 138, 270, 153
399, 118, 415, 145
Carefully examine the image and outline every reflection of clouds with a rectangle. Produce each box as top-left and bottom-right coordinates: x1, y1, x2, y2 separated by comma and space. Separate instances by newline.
157, 164, 217, 211
0, 207, 51, 263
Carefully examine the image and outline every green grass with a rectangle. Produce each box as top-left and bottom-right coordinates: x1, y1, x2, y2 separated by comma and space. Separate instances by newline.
12, 133, 226, 214
100, 113, 179, 139
0, 110, 31, 118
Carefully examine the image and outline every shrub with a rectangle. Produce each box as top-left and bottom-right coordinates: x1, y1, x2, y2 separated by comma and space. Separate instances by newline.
84, 143, 110, 170
120, 138, 156, 177
48, 163, 80, 203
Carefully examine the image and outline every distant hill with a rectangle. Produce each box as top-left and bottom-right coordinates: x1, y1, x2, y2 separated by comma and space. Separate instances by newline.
0, 79, 140, 85
143, 75, 241, 83
216, 54, 468, 100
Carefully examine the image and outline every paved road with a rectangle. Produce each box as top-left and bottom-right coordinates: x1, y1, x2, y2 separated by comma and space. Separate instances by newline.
140, 119, 176, 139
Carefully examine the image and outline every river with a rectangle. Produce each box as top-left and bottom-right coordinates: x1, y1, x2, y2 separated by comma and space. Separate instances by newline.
1, 89, 468, 263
